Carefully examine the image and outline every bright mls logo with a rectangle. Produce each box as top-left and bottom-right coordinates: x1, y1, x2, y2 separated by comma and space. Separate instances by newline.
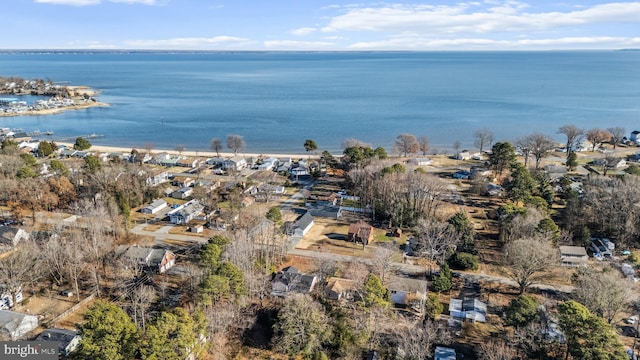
1, 341, 58, 359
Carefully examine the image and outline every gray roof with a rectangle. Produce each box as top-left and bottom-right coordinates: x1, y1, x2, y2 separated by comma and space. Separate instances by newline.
120, 246, 173, 268
295, 212, 314, 230
36, 328, 79, 353
559, 246, 587, 257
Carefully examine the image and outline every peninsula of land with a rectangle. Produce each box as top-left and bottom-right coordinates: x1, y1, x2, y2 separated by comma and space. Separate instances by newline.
0, 76, 109, 117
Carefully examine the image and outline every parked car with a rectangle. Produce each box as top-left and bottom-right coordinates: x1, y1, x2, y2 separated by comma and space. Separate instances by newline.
59, 289, 73, 297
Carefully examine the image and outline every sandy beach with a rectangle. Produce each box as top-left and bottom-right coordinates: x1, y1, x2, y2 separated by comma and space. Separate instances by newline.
59, 142, 322, 160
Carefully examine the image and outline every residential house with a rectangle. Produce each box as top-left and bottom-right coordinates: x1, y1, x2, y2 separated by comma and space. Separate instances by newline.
222, 156, 247, 171
176, 157, 199, 168
145, 170, 170, 187
36, 328, 81, 357
559, 246, 588, 267
449, 298, 487, 323
386, 275, 428, 315
271, 266, 318, 297
456, 150, 472, 160
286, 211, 314, 237
0, 288, 23, 310
257, 157, 278, 171
631, 130, 640, 145
306, 202, 342, 219
205, 157, 225, 166
325, 277, 359, 301
168, 200, 205, 224
172, 187, 193, 199
434, 347, 456, 360
0, 309, 38, 340
347, 220, 374, 246
290, 164, 309, 178
452, 170, 471, 179
140, 199, 168, 214
0, 227, 29, 248
171, 176, 195, 188
407, 157, 432, 166
117, 245, 176, 274
255, 184, 286, 202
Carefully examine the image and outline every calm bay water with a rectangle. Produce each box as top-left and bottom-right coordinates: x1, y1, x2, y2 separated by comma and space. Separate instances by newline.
0, 51, 639, 154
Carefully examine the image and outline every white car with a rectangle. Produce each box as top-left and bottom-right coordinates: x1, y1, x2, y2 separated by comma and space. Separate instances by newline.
626, 316, 638, 325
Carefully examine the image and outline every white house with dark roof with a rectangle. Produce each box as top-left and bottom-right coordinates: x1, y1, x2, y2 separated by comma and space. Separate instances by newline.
167, 199, 204, 224
117, 245, 176, 274
36, 328, 81, 357
222, 156, 247, 171
291, 212, 314, 237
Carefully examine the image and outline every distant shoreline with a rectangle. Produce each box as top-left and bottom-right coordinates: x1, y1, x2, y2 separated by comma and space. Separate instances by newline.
0, 79, 109, 117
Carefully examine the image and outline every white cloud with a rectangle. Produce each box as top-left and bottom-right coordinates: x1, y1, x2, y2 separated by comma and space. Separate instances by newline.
322, 1, 640, 34
35, 0, 157, 5
124, 36, 252, 48
348, 35, 640, 50
35, 0, 100, 5
263, 40, 335, 49
291, 27, 317, 36
109, 0, 158, 4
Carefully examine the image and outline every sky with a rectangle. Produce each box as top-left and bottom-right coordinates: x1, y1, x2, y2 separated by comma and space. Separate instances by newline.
3, 0, 640, 50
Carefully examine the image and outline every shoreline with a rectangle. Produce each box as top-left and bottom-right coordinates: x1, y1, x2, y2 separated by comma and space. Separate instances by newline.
59, 142, 323, 160
0, 101, 110, 117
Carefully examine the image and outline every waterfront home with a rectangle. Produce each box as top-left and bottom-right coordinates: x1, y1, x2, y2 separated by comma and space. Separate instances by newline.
407, 157, 432, 166
631, 130, 640, 145
222, 156, 247, 171
176, 157, 199, 168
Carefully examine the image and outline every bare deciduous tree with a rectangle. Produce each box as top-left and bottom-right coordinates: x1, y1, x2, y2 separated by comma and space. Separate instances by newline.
478, 339, 518, 360
474, 128, 494, 153
586, 128, 612, 151
393, 318, 452, 360
413, 218, 459, 275
526, 133, 557, 169
395, 133, 420, 157
418, 136, 430, 155
0, 240, 43, 306
504, 235, 558, 294
226, 134, 245, 155
572, 267, 633, 323
210, 138, 223, 157
372, 245, 396, 283
557, 124, 584, 155
130, 285, 156, 330
607, 126, 626, 149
